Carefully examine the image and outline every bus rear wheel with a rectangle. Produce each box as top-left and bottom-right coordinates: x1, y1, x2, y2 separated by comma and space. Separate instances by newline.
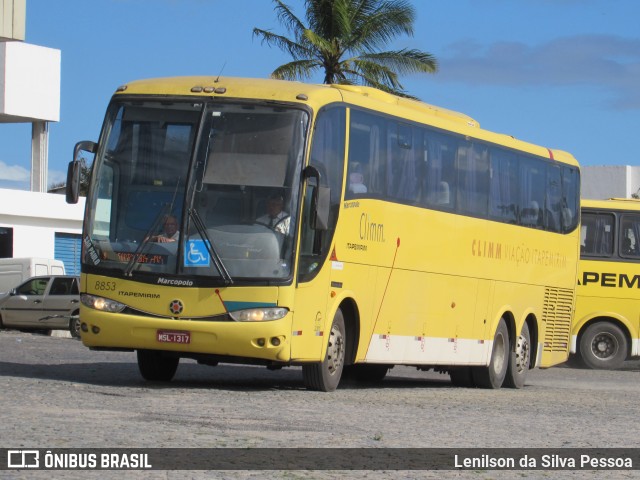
579, 322, 627, 370
137, 350, 179, 381
504, 322, 530, 389
302, 309, 346, 392
472, 318, 509, 389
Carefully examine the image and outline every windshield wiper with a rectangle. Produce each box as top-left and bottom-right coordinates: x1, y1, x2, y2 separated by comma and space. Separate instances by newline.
188, 208, 233, 285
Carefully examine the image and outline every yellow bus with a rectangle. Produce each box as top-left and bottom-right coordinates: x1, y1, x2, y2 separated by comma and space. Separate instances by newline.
571, 198, 640, 369
66, 76, 580, 390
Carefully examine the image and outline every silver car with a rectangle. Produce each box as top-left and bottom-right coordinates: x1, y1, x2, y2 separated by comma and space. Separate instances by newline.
0, 275, 81, 337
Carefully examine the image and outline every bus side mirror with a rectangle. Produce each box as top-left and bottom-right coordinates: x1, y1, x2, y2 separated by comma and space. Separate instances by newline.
66, 141, 96, 204
66, 161, 81, 204
311, 186, 330, 231
303, 165, 330, 231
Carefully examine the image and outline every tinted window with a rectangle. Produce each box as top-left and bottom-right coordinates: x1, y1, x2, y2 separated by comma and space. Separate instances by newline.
50, 277, 77, 296
620, 214, 640, 259
346, 107, 580, 234
457, 143, 489, 217
422, 131, 457, 210
581, 212, 614, 257
489, 150, 518, 223
299, 106, 346, 282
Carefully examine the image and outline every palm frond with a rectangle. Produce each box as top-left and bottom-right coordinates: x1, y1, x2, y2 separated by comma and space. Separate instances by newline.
348, 57, 401, 89
273, 0, 307, 38
359, 49, 438, 75
305, 0, 352, 40
252, 28, 314, 61
270, 59, 321, 81
350, 0, 415, 52
302, 28, 340, 60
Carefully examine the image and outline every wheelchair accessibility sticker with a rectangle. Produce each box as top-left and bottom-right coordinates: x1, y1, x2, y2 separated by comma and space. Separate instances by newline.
184, 240, 210, 267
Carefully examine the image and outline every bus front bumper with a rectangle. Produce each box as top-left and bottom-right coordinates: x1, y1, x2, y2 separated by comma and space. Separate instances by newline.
79, 309, 292, 362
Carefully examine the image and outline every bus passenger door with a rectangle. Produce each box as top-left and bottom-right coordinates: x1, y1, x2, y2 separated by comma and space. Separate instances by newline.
291, 273, 332, 361
290, 106, 346, 362
290, 185, 333, 361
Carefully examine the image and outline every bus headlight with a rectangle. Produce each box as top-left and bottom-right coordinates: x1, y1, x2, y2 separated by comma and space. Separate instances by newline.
229, 307, 288, 322
81, 294, 126, 313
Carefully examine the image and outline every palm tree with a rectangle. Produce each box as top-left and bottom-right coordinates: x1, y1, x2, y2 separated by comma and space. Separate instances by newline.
253, 0, 437, 98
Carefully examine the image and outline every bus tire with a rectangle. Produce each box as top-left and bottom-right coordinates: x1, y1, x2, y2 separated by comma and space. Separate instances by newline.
302, 309, 346, 392
137, 350, 179, 381
504, 322, 530, 389
472, 318, 509, 389
579, 322, 627, 370
449, 367, 475, 387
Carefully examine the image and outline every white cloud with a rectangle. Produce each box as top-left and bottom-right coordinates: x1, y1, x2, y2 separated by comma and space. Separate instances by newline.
435, 35, 640, 110
47, 169, 67, 186
0, 161, 30, 182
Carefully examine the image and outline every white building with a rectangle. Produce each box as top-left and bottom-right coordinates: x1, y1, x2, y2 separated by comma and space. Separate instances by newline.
581, 165, 640, 200
0, 189, 85, 273
0, 1, 83, 275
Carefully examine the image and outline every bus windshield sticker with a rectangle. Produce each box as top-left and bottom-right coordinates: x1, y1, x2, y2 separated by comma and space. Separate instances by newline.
184, 240, 210, 267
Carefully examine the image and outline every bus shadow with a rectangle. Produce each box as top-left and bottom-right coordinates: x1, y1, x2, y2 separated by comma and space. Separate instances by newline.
0, 360, 452, 391
554, 361, 640, 372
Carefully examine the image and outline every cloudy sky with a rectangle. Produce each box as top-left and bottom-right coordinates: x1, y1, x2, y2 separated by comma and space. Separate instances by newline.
0, 0, 637, 190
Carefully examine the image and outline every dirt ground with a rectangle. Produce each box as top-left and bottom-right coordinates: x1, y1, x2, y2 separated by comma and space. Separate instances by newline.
1, 330, 639, 479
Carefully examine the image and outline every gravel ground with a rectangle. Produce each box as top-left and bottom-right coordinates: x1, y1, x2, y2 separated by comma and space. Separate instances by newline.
1, 329, 639, 480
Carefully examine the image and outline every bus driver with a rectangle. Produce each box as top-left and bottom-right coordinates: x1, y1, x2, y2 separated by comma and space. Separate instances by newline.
256, 193, 290, 235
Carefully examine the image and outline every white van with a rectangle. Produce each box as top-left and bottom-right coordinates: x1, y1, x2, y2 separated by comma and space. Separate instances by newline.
0, 258, 66, 293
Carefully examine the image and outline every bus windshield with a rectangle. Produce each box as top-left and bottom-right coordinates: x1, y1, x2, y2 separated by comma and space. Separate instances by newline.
84, 99, 308, 282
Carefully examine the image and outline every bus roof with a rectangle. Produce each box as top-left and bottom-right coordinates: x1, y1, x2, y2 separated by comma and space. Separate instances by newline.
582, 198, 640, 211
114, 76, 579, 167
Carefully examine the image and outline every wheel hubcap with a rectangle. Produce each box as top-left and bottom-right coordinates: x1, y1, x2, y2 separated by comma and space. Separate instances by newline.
514, 333, 530, 374
326, 324, 344, 375
591, 333, 617, 359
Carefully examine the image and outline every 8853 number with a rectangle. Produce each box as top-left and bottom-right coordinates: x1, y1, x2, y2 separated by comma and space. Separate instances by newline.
95, 281, 116, 291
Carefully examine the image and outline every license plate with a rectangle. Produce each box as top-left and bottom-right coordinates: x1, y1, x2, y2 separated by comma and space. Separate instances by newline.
157, 330, 191, 344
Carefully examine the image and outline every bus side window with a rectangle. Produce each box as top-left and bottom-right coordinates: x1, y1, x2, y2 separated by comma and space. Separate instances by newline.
347, 162, 368, 195
518, 159, 545, 229
581, 212, 614, 257
457, 143, 489, 217
620, 215, 640, 259
488, 150, 518, 224
299, 106, 345, 282
422, 132, 456, 210
561, 166, 579, 233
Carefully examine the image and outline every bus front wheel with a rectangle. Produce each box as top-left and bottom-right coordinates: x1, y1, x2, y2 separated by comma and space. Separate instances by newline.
472, 318, 509, 389
579, 322, 627, 370
302, 309, 346, 392
137, 350, 179, 381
